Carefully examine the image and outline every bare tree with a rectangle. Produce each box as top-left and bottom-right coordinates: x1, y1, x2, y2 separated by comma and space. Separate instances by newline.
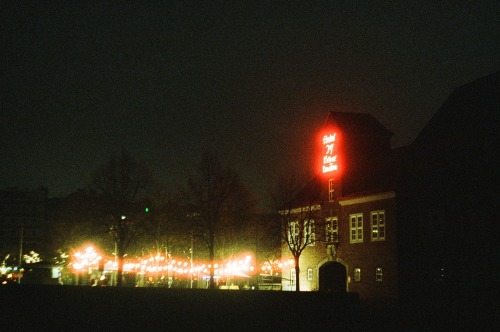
142, 184, 192, 285
47, 189, 107, 258
271, 173, 321, 291
215, 181, 258, 258
89, 150, 152, 286
186, 152, 256, 289
144, 185, 183, 253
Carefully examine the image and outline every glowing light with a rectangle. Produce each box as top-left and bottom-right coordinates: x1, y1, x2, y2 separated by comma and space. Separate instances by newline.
71, 246, 103, 272
322, 132, 339, 173
69, 245, 264, 281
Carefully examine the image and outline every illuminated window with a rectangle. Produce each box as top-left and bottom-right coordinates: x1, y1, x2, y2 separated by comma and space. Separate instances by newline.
290, 269, 296, 287
354, 268, 361, 282
288, 221, 299, 244
371, 211, 385, 241
307, 268, 313, 281
328, 179, 335, 202
350, 214, 363, 243
375, 267, 383, 282
325, 217, 338, 243
304, 219, 315, 246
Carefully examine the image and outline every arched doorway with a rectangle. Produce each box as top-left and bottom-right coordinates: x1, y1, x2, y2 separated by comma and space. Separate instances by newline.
319, 261, 347, 292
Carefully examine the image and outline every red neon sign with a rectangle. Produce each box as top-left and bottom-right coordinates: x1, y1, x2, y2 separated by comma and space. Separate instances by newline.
322, 132, 338, 173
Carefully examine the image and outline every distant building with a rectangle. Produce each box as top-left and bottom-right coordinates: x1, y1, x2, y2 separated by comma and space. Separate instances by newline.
397, 71, 499, 300
0, 187, 48, 263
21, 261, 62, 285
281, 112, 398, 301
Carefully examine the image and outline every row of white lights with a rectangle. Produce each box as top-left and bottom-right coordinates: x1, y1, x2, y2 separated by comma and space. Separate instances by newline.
72, 246, 262, 276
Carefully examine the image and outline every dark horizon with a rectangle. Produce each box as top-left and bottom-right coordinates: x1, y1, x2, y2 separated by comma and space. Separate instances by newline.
1, 1, 499, 199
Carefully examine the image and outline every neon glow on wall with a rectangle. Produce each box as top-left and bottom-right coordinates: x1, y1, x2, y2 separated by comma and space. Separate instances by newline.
322, 132, 338, 173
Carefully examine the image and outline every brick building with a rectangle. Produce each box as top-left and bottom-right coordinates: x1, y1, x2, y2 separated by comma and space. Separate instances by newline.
397, 71, 499, 301
281, 112, 398, 301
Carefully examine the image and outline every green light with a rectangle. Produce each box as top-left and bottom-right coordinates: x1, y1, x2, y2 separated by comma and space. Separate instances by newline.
145, 207, 149, 213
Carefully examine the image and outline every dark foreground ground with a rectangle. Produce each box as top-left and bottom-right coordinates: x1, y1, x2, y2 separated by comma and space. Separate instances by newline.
0, 286, 496, 331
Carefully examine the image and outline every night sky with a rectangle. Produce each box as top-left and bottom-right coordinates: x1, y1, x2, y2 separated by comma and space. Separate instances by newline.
1, 1, 499, 200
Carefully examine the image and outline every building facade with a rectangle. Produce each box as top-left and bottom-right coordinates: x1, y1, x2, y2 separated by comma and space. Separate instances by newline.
281, 112, 398, 301
396, 71, 499, 301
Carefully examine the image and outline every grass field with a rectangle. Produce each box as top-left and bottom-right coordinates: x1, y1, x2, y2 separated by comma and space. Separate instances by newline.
0, 285, 494, 331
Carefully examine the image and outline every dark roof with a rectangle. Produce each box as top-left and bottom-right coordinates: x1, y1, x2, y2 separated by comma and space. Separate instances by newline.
286, 112, 396, 209
289, 176, 322, 207
405, 71, 499, 203
412, 71, 499, 152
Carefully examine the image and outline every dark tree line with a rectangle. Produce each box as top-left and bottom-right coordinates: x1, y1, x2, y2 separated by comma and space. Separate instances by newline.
186, 152, 257, 289
87, 151, 153, 286
46, 150, 272, 287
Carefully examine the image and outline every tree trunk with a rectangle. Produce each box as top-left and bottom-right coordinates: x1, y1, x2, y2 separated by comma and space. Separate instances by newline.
116, 255, 124, 287
294, 256, 300, 292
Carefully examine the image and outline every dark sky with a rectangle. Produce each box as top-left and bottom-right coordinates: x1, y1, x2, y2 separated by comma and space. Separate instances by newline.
1, 1, 499, 200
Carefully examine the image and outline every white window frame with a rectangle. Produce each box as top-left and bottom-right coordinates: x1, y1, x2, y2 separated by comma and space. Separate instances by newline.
304, 219, 315, 246
354, 268, 361, 282
288, 221, 299, 245
307, 268, 313, 281
375, 267, 383, 282
371, 210, 386, 241
350, 213, 364, 243
325, 217, 338, 243
328, 179, 335, 202
290, 269, 296, 287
